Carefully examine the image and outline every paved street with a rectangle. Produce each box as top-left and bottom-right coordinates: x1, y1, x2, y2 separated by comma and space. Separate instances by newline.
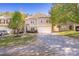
0, 33, 79, 56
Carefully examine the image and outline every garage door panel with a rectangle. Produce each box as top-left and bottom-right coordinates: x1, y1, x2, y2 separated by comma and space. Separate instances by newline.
37, 27, 51, 33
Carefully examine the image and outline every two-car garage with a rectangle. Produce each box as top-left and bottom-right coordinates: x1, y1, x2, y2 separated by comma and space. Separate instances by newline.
37, 26, 52, 34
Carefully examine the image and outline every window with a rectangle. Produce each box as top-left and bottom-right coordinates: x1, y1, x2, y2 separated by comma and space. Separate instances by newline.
31, 21, 33, 24
76, 26, 79, 31
1, 19, 5, 24
3, 20, 5, 24
46, 20, 49, 23
41, 20, 42, 23
6, 20, 9, 24
31, 20, 34, 24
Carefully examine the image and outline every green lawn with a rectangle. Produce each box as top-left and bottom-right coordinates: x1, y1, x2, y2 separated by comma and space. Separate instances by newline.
59, 31, 79, 38
0, 34, 36, 47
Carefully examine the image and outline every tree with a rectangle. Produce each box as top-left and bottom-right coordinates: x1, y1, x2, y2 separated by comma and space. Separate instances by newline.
49, 3, 79, 31
8, 11, 25, 35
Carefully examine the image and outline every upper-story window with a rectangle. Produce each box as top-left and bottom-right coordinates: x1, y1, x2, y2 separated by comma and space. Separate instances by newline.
31, 21, 33, 24
3, 20, 5, 24
6, 19, 9, 24
31, 19, 35, 24
1, 19, 5, 24
46, 20, 49, 23
41, 20, 42, 23
39, 17, 43, 23
0, 19, 10, 24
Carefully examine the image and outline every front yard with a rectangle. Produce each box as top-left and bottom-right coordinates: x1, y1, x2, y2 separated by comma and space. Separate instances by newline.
0, 34, 36, 47
59, 31, 79, 39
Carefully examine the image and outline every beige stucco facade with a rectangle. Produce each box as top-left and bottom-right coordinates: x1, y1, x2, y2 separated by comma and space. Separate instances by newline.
0, 15, 12, 34
25, 13, 52, 33
52, 22, 79, 32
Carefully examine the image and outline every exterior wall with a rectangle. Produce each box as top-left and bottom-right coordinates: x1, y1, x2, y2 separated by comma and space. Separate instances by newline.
73, 24, 79, 31
25, 16, 52, 33
59, 25, 70, 31
37, 17, 50, 26
25, 18, 37, 31
37, 17, 52, 33
0, 16, 12, 34
53, 25, 59, 32
53, 24, 75, 32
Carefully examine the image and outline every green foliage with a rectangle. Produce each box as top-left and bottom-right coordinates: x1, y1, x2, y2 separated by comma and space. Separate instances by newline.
8, 11, 25, 33
50, 3, 79, 26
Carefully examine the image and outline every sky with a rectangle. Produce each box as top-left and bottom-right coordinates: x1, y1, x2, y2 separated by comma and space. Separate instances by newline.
0, 3, 52, 15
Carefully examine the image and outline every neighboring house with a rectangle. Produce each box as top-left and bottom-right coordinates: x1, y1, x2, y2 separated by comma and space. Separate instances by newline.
53, 22, 79, 32
0, 15, 12, 34
25, 13, 52, 33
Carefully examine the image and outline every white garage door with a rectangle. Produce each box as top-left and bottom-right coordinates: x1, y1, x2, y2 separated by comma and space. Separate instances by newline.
37, 27, 51, 33
0, 27, 12, 33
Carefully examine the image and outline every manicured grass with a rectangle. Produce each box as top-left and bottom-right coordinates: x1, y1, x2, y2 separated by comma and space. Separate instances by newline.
0, 34, 36, 47
59, 31, 79, 38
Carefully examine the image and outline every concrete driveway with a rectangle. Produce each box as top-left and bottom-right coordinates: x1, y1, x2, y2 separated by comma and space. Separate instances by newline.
0, 33, 79, 56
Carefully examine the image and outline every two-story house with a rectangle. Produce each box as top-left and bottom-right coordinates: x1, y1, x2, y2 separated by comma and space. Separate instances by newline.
25, 13, 52, 33
0, 15, 12, 34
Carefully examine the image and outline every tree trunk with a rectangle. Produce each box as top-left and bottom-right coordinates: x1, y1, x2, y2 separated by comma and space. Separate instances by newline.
16, 29, 19, 36
13, 29, 16, 34
13, 29, 19, 37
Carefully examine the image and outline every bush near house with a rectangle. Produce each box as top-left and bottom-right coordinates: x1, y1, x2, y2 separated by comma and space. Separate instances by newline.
0, 34, 36, 47
59, 31, 79, 39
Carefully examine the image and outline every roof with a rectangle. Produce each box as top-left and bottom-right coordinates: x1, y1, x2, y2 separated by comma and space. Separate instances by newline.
26, 13, 49, 19
0, 15, 11, 19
